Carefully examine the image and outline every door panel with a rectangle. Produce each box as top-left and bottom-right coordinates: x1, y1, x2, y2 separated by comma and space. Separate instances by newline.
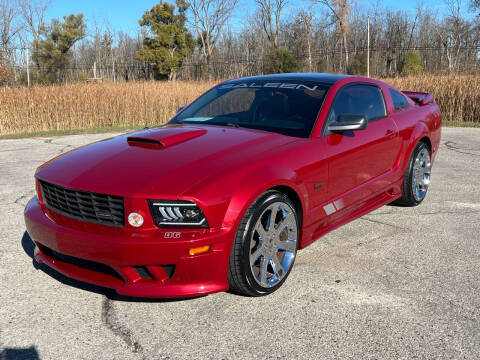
323, 84, 401, 218
326, 117, 399, 205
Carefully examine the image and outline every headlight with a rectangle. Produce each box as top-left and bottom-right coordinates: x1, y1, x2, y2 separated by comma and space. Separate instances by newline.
148, 200, 209, 228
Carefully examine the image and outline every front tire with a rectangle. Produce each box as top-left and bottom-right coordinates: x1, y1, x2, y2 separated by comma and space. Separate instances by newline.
228, 191, 299, 296
395, 141, 431, 206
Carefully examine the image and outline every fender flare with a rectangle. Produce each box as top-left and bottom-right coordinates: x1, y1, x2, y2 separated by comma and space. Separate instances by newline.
221, 165, 308, 232
400, 122, 431, 174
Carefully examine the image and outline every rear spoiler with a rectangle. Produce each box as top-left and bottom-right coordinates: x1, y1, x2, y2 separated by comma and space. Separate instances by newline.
402, 91, 434, 106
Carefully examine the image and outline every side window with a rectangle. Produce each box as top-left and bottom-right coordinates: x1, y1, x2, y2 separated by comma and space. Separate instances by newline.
328, 84, 386, 125
389, 89, 409, 111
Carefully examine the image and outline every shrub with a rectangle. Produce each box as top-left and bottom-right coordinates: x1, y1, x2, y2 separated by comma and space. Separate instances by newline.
401, 50, 423, 76
348, 52, 367, 75
263, 48, 298, 74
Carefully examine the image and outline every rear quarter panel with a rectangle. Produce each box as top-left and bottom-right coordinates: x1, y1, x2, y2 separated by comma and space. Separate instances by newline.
385, 88, 442, 176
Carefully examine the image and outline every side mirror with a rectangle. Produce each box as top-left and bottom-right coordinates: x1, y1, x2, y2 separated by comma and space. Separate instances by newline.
328, 114, 368, 132
177, 106, 185, 113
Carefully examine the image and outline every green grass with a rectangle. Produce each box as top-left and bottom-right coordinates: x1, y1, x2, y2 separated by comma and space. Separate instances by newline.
0, 121, 478, 140
442, 121, 480, 128
0, 125, 145, 140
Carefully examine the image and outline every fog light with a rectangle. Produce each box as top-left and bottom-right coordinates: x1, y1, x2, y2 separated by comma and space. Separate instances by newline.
189, 245, 210, 256
128, 212, 144, 227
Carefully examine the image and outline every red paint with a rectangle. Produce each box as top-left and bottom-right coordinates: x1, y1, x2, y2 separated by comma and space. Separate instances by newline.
24, 74, 441, 298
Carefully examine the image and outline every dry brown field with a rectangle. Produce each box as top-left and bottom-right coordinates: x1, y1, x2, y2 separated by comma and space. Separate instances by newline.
0, 74, 478, 135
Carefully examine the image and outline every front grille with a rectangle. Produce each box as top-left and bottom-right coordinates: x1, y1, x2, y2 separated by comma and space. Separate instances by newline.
39, 180, 125, 227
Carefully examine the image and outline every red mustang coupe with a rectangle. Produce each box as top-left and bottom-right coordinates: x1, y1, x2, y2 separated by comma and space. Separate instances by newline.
24, 73, 442, 297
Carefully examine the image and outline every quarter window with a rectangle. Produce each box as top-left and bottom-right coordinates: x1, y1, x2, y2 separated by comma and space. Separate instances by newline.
327, 84, 386, 125
389, 89, 409, 111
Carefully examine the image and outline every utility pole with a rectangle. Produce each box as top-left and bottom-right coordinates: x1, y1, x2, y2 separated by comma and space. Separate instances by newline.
93, 61, 97, 79
26, 48, 30, 87
367, 14, 370, 78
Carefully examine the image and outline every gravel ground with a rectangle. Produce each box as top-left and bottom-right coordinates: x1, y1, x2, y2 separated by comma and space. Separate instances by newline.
0, 127, 479, 360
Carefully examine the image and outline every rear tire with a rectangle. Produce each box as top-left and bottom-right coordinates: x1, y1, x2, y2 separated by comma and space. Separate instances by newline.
228, 191, 299, 296
394, 142, 431, 207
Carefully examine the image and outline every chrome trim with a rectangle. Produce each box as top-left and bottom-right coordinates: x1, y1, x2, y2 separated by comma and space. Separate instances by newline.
158, 218, 206, 226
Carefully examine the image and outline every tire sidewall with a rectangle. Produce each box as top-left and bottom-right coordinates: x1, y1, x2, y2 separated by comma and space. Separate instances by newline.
238, 192, 299, 295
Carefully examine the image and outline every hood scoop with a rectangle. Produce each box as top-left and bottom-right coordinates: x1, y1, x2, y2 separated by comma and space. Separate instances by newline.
127, 137, 163, 147
126, 127, 207, 149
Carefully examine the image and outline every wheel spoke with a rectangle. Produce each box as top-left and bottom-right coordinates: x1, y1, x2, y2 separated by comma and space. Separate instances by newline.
267, 204, 279, 232
258, 256, 268, 286
271, 254, 284, 277
275, 239, 296, 252
250, 246, 263, 264
255, 222, 268, 240
276, 211, 293, 235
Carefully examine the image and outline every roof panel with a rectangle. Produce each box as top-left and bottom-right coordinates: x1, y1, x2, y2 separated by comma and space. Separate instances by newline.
225, 73, 351, 85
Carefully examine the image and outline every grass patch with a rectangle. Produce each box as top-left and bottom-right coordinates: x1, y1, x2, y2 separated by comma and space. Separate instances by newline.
0, 125, 145, 140
442, 121, 480, 128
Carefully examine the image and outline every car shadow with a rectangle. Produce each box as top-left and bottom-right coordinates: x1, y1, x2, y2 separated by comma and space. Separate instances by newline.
21, 231, 200, 303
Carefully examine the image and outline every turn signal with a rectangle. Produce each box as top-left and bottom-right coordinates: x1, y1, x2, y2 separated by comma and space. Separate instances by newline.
189, 245, 210, 256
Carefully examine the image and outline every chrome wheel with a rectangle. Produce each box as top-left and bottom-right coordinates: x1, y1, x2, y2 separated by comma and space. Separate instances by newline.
249, 202, 298, 288
412, 148, 431, 201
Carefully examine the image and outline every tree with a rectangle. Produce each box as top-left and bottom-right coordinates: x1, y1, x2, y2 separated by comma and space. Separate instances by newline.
137, 1, 194, 81
400, 50, 423, 76
0, 0, 24, 66
32, 14, 86, 83
20, 0, 50, 41
263, 47, 298, 73
316, 0, 353, 71
348, 52, 367, 75
254, 0, 288, 48
188, 0, 238, 79
437, 0, 473, 71
472, 0, 480, 15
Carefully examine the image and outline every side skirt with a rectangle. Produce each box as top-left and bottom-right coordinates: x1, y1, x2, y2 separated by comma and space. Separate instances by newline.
299, 189, 402, 249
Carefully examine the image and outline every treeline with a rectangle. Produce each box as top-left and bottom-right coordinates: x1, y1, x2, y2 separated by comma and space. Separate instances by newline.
1, 0, 480, 85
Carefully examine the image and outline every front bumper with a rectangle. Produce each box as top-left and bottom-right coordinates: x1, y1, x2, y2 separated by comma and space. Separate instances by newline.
24, 197, 232, 298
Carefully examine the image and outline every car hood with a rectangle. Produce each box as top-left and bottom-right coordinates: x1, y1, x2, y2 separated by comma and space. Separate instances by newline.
36, 124, 298, 198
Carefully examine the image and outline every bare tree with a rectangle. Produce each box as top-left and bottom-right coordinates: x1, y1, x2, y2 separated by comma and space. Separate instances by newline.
316, 0, 352, 71
298, 10, 313, 71
438, 0, 472, 71
254, 0, 288, 48
472, 0, 480, 15
188, 0, 239, 79
19, 0, 50, 40
0, 0, 23, 62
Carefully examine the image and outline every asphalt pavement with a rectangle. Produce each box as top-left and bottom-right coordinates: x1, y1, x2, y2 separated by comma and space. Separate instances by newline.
0, 127, 479, 360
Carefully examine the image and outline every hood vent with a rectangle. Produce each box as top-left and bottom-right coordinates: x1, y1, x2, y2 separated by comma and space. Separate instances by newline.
127, 136, 163, 147
126, 127, 207, 149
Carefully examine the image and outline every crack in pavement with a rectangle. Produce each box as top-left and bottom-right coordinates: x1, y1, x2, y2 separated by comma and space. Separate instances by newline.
443, 141, 480, 157
43, 138, 75, 155
13, 191, 35, 208
360, 217, 407, 230
418, 210, 480, 216
101, 298, 146, 359
356, 229, 402, 247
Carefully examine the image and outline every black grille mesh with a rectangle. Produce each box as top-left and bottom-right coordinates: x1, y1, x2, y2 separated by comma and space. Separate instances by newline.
39, 180, 124, 227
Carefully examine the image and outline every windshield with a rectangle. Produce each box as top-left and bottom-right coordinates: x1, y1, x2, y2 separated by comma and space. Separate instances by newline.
170, 81, 331, 138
